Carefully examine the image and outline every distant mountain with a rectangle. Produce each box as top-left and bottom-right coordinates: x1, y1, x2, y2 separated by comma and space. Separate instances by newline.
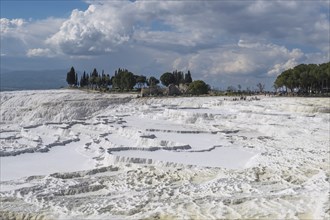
0, 69, 67, 91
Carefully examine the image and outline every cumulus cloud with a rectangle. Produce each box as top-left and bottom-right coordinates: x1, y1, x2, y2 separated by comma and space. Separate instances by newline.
0, 18, 64, 57
26, 48, 55, 57
1, 0, 329, 89
266, 48, 305, 76
42, 0, 329, 57
0, 18, 25, 34
169, 44, 308, 89
171, 40, 307, 81
46, 3, 132, 55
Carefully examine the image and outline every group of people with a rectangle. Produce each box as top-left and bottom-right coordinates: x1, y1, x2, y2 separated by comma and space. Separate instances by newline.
225, 96, 261, 101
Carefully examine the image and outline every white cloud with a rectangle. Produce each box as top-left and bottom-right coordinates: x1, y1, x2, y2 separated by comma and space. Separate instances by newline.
0, 18, 64, 57
1, 0, 329, 89
46, 3, 132, 55
238, 40, 262, 49
43, 0, 329, 57
266, 48, 305, 76
172, 40, 307, 79
0, 18, 25, 34
26, 48, 55, 57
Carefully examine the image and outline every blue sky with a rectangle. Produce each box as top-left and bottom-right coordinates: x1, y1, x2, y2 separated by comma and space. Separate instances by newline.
1, 0, 329, 90
1, 0, 88, 20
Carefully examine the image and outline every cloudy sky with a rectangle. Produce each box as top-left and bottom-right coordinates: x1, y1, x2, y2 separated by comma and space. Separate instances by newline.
1, 0, 329, 90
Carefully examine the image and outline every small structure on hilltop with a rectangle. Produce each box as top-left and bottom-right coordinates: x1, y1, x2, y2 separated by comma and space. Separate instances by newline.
179, 83, 189, 94
140, 86, 163, 97
164, 84, 182, 96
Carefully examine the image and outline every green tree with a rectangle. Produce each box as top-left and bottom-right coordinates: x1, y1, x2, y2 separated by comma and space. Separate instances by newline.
237, 84, 241, 91
188, 80, 209, 95
105, 74, 112, 88
80, 71, 88, 87
274, 61, 330, 94
89, 68, 99, 89
66, 67, 76, 86
160, 72, 174, 86
184, 70, 193, 84
274, 74, 285, 91
112, 68, 136, 91
256, 83, 265, 93
319, 62, 330, 92
172, 70, 184, 85
136, 75, 147, 89
75, 73, 78, 87
122, 71, 136, 90
148, 76, 160, 87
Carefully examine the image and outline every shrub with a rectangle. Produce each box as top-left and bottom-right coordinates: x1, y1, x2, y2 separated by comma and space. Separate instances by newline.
188, 80, 209, 95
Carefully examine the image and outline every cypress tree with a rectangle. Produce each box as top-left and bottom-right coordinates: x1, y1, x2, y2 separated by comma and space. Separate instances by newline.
75, 73, 78, 87
66, 66, 76, 86
185, 70, 192, 84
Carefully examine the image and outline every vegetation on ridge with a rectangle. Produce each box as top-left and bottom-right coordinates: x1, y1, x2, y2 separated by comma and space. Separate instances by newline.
67, 61, 330, 96
66, 67, 209, 95
274, 61, 330, 94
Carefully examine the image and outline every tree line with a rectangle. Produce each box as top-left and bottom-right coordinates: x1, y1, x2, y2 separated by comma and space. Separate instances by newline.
274, 61, 330, 94
66, 67, 209, 95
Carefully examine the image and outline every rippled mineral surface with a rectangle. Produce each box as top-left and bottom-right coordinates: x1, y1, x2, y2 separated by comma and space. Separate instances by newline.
0, 90, 329, 219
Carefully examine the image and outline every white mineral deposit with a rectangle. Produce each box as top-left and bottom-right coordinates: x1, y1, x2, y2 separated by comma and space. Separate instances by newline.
0, 89, 329, 219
